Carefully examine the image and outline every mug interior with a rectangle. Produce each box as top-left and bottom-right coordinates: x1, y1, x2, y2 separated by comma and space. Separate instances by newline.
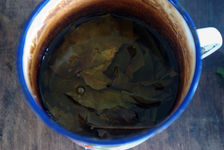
20, 0, 198, 144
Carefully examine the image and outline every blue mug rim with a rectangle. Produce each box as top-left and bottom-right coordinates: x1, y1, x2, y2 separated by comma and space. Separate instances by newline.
17, 0, 202, 146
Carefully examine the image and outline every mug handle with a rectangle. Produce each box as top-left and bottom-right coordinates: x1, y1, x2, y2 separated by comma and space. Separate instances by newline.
197, 27, 223, 59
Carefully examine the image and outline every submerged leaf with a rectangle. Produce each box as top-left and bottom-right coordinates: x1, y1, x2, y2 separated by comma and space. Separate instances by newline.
97, 129, 110, 138
50, 106, 82, 131
66, 14, 121, 43
80, 71, 112, 90
79, 47, 118, 90
140, 79, 172, 87
66, 88, 135, 113
49, 17, 134, 78
104, 45, 131, 77
99, 107, 138, 125
112, 70, 131, 89
125, 45, 145, 79
134, 22, 162, 58
132, 46, 154, 82
138, 108, 158, 123
131, 96, 161, 107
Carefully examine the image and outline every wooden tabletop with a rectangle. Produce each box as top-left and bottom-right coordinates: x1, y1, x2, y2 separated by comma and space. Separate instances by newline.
0, 0, 224, 150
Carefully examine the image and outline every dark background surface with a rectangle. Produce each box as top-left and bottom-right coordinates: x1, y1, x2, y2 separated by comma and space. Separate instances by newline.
0, 0, 224, 150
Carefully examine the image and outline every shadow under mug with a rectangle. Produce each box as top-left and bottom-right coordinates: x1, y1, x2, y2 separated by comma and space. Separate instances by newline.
17, 0, 222, 149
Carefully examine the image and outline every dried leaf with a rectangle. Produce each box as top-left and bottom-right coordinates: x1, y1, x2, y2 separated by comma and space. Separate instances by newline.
66, 14, 121, 43
49, 45, 96, 78
134, 22, 162, 58
80, 71, 112, 90
112, 70, 131, 89
79, 111, 108, 128
99, 107, 138, 125
80, 48, 118, 90
125, 45, 145, 79
131, 96, 161, 107
140, 79, 172, 87
132, 46, 154, 82
138, 108, 158, 123
80, 110, 152, 130
48, 75, 83, 93
49, 15, 134, 78
104, 45, 131, 78
50, 106, 82, 131
66, 88, 135, 113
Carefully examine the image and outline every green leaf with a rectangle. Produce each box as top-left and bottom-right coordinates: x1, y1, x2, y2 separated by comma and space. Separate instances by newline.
217, 67, 224, 78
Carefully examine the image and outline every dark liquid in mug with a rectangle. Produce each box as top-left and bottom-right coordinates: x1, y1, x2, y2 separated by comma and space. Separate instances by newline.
38, 14, 179, 139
